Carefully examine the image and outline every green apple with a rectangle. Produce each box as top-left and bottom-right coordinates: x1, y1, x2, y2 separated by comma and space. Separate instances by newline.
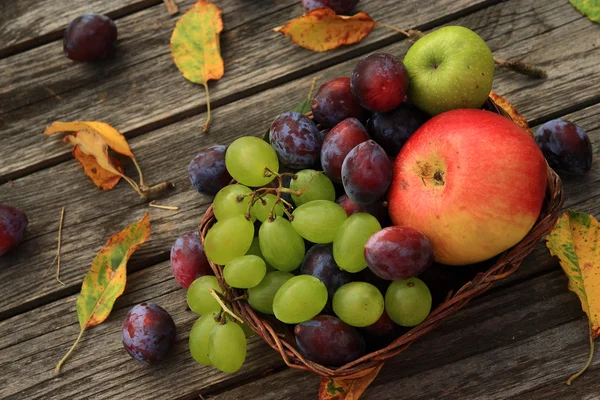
403, 26, 495, 116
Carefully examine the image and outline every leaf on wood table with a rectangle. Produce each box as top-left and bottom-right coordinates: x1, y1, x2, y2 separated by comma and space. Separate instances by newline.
72, 145, 124, 190
570, 0, 600, 24
489, 92, 532, 137
170, 0, 224, 132
65, 130, 125, 179
45, 121, 133, 157
547, 210, 600, 384
56, 212, 151, 373
318, 364, 383, 400
274, 8, 376, 52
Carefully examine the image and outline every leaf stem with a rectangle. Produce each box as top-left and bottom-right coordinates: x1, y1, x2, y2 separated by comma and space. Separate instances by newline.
55, 207, 66, 286
202, 81, 211, 133
494, 57, 547, 79
56, 327, 85, 373
567, 323, 595, 385
208, 289, 243, 324
132, 157, 145, 187
149, 201, 179, 210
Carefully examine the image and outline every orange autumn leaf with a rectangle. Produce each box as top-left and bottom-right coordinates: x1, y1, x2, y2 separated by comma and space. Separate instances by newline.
318, 364, 383, 400
65, 130, 125, 179
72, 145, 123, 190
44, 121, 134, 157
274, 8, 376, 52
489, 92, 532, 137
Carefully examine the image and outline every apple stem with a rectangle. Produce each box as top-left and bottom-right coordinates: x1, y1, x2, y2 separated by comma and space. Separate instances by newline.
494, 57, 547, 79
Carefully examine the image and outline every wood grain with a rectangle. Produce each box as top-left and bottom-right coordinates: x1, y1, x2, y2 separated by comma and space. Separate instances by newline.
0, 0, 500, 182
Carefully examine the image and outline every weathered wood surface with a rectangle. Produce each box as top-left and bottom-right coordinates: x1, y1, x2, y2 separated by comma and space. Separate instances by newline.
2, 0, 600, 398
1, 0, 599, 320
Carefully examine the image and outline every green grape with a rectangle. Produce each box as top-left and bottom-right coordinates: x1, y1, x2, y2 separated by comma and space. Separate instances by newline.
252, 193, 284, 222
385, 278, 432, 327
245, 237, 275, 272
292, 200, 347, 244
225, 136, 279, 187
223, 255, 266, 289
204, 214, 254, 265
228, 315, 256, 338
208, 320, 247, 373
290, 170, 336, 206
189, 313, 220, 365
333, 213, 381, 273
247, 271, 294, 314
213, 184, 255, 221
259, 217, 305, 272
273, 275, 328, 324
332, 282, 384, 327
187, 276, 223, 315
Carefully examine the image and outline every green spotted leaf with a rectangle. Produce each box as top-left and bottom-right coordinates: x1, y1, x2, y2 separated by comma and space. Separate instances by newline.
56, 213, 151, 373
571, 0, 600, 24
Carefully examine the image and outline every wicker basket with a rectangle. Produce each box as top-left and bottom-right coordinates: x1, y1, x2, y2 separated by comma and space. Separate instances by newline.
198, 98, 564, 380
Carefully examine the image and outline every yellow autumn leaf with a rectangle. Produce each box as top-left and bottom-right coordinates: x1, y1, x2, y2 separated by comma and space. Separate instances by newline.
44, 121, 133, 157
65, 130, 125, 178
72, 145, 123, 190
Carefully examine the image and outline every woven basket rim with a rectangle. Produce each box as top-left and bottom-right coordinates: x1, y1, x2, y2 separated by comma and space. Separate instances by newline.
197, 98, 564, 379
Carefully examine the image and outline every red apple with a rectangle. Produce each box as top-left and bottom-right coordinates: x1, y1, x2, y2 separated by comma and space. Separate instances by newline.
388, 109, 547, 265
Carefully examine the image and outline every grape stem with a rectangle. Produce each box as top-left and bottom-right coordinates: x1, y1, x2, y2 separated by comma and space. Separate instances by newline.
208, 288, 244, 324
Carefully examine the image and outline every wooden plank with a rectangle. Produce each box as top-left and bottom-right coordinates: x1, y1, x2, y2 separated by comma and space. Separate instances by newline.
0, 0, 502, 182
0, 0, 164, 58
2, 0, 600, 319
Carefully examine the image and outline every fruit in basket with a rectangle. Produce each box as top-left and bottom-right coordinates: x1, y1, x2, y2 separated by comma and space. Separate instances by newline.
351, 53, 409, 112
311, 77, 366, 127
187, 276, 223, 315
122, 303, 177, 364
223, 255, 266, 289
204, 214, 254, 265
291, 200, 347, 243
290, 170, 336, 206
225, 136, 279, 187
188, 145, 232, 196
332, 282, 384, 327
295, 315, 366, 367
0, 204, 28, 256
336, 194, 389, 226
170, 231, 212, 289
320, 118, 370, 183
252, 193, 285, 222
245, 237, 275, 271
64, 14, 118, 62
534, 119, 593, 175
403, 26, 495, 116
364, 226, 434, 280
189, 313, 220, 366
300, 244, 352, 310
270, 112, 323, 169
342, 140, 392, 204
248, 271, 294, 314
259, 217, 306, 271
368, 103, 429, 157
333, 213, 381, 273
208, 320, 247, 373
213, 184, 255, 221
388, 109, 547, 265
302, 0, 359, 14
273, 275, 328, 323
362, 310, 398, 338
385, 278, 432, 327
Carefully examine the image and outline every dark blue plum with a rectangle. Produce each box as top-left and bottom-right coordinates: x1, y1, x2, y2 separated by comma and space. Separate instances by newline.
320, 118, 369, 183
122, 303, 177, 364
311, 77, 367, 128
301, 244, 352, 311
535, 119, 593, 175
170, 231, 213, 289
295, 315, 366, 367
269, 112, 322, 169
0, 204, 28, 257
188, 145, 232, 195
341, 140, 392, 204
368, 103, 429, 157
302, 0, 359, 14
63, 14, 117, 62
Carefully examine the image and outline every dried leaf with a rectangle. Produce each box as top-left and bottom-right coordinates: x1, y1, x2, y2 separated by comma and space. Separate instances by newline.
72, 145, 123, 190
547, 210, 600, 384
570, 0, 600, 24
56, 212, 151, 373
170, 0, 224, 132
274, 8, 376, 52
318, 364, 383, 399
65, 130, 125, 178
45, 121, 133, 157
489, 91, 533, 137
